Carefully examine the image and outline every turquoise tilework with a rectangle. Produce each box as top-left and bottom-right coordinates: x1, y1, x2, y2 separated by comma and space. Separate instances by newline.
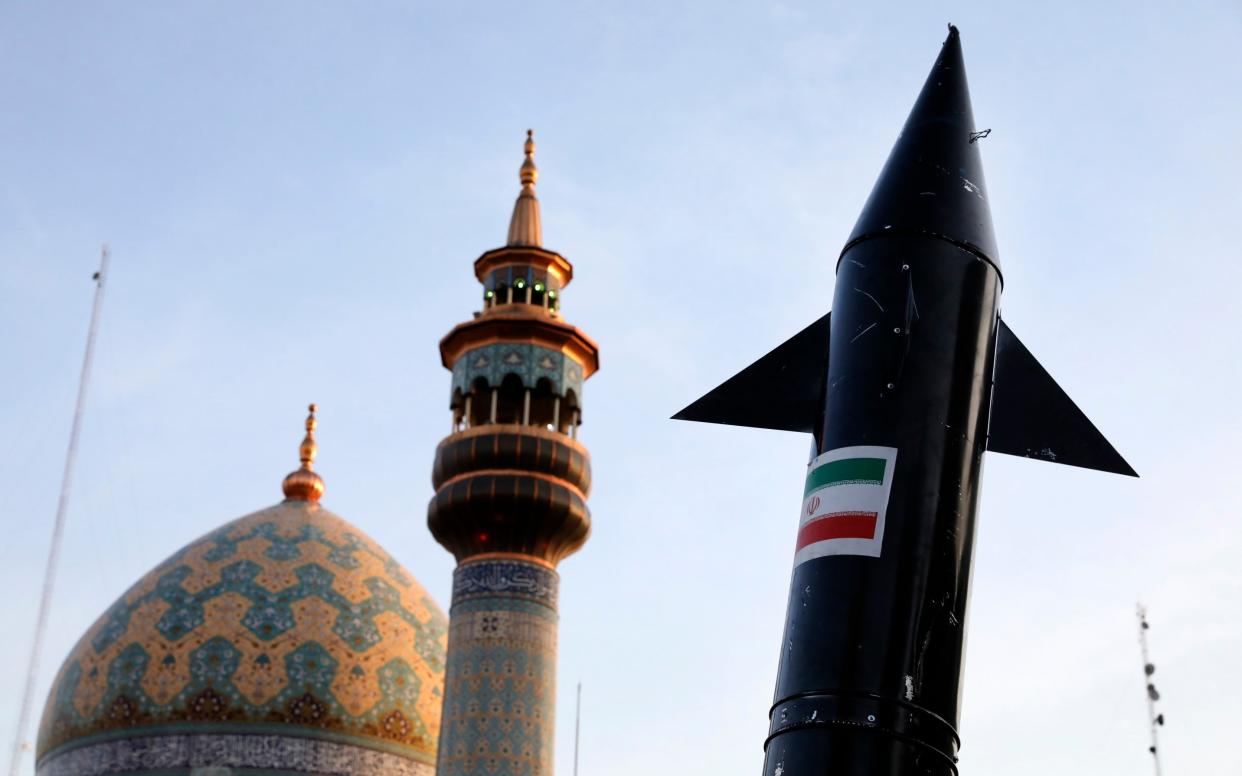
37, 503, 448, 769
450, 344, 584, 400
436, 559, 559, 776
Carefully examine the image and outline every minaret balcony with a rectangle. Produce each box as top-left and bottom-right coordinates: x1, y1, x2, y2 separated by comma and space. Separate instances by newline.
473, 245, 573, 286
432, 424, 591, 494
427, 424, 591, 565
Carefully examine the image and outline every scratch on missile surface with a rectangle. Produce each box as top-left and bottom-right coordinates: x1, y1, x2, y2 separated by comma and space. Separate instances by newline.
904, 675, 915, 701
851, 322, 877, 343
917, 631, 933, 676
962, 178, 983, 198
919, 191, 936, 196
848, 259, 866, 268
854, 287, 884, 312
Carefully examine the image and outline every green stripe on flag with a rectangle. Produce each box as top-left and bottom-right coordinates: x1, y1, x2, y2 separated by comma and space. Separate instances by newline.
804, 457, 886, 496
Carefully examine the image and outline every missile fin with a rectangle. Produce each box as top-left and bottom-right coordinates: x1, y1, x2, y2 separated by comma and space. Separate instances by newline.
672, 313, 830, 433
987, 319, 1137, 476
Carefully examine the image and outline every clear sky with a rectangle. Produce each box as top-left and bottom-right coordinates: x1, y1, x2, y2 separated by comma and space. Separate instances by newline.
2, 2, 1240, 775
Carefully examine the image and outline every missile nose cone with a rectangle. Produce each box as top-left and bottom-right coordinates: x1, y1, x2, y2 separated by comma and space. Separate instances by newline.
844, 25, 999, 270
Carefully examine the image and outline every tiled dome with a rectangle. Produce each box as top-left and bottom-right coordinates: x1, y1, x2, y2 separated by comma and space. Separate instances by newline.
36, 500, 447, 776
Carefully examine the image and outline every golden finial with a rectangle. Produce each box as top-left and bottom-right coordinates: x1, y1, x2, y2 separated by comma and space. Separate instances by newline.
520, 129, 538, 186
282, 403, 325, 502
507, 129, 543, 247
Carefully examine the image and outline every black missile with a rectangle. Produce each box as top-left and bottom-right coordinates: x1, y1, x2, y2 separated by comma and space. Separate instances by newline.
674, 26, 1135, 776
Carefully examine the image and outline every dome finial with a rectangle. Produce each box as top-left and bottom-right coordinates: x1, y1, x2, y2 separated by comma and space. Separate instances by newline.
507, 129, 543, 246
282, 403, 325, 502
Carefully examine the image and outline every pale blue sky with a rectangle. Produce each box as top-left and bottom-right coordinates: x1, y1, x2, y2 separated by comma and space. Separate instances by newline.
2, 2, 1240, 775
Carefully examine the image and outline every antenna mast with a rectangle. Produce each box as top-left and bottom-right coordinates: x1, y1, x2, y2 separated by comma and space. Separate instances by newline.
573, 681, 582, 776
1136, 603, 1165, 776
7, 247, 110, 776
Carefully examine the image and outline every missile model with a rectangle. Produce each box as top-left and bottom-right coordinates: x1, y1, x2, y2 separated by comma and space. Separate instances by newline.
674, 25, 1135, 776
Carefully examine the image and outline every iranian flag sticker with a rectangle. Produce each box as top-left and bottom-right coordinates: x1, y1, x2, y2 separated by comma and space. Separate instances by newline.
794, 445, 898, 564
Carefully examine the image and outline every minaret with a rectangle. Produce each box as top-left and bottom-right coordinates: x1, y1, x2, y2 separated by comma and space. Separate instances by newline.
429, 131, 599, 776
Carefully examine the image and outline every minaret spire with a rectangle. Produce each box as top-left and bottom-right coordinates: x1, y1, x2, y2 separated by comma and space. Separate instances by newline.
506, 129, 543, 247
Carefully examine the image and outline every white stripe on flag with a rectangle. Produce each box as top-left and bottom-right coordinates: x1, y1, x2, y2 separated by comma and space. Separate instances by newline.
794, 445, 897, 564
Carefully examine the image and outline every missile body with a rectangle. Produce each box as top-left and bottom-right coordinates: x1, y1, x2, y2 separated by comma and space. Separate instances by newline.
765, 235, 999, 775
675, 27, 1134, 776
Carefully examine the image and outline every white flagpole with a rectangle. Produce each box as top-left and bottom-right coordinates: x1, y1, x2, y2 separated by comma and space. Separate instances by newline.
573, 681, 582, 776
7, 247, 110, 776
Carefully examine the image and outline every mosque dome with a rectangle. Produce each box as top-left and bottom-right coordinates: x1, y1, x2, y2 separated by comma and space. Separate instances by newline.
35, 407, 448, 776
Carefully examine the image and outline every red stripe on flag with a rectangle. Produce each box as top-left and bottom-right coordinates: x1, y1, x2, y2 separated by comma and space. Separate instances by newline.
796, 511, 878, 549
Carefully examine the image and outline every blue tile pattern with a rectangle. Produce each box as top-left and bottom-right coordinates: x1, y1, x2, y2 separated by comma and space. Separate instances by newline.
36, 502, 447, 772
452, 560, 558, 609
436, 558, 559, 776
450, 344, 584, 400
38, 732, 436, 776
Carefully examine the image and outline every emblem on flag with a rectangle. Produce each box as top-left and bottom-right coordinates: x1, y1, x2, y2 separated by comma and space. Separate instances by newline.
794, 445, 898, 564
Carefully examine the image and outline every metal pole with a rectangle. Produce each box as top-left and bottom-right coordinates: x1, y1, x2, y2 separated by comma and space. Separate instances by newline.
1137, 604, 1163, 776
7, 247, 109, 776
573, 681, 582, 776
